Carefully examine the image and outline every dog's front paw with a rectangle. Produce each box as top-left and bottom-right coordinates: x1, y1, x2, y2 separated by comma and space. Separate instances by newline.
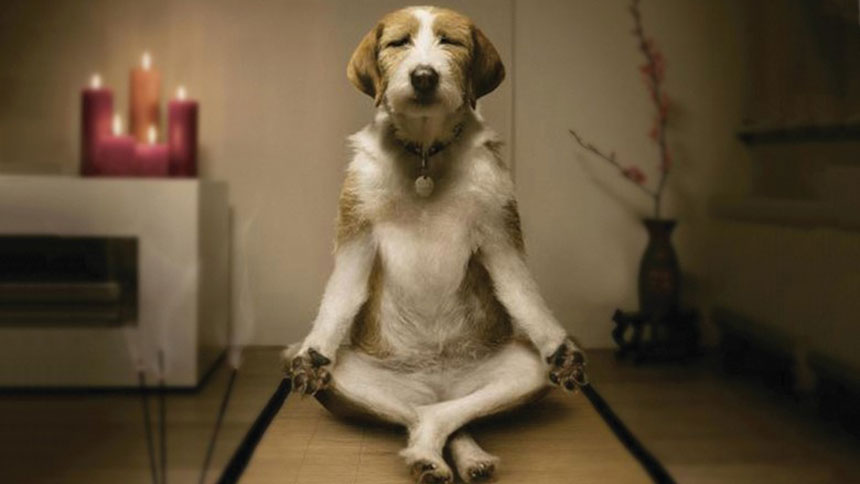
283, 348, 332, 395
547, 337, 587, 392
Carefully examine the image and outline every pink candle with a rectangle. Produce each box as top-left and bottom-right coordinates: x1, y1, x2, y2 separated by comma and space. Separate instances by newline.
134, 126, 169, 176
95, 115, 135, 176
167, 86, 199, 177
80, 74, 113, 175
130, 52, 161, 143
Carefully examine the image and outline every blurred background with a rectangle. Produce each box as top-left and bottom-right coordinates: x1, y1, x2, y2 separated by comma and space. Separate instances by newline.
0, 0, 858, 483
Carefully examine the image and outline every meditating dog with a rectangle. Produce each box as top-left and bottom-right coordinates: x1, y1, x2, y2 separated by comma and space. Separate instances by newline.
283, 6, 586, 483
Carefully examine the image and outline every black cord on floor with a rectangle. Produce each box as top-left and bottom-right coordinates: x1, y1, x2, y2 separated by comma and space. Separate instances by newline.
137, 371, 159, 484
199, 368, 238, 484
580, 383, 676, 484
216, 378, 291, 484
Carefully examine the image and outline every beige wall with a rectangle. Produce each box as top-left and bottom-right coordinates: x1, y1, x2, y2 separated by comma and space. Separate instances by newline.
514, 0, 748, 345
0, 0, 751, 347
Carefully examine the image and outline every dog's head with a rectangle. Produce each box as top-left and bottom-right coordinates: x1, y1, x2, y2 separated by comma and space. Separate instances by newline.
347, 6, 504, 116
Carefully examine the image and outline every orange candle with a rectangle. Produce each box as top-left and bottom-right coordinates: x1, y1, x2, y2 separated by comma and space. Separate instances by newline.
129, 52, 161, 142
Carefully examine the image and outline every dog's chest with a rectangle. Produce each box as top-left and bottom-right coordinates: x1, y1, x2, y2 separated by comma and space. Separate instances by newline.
375, 205, 476, 298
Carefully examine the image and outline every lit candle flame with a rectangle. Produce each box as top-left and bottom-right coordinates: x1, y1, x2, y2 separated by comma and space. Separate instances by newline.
147, 125, 157, 144
112, 114, 123, 136
90, 74, 102, 89
176, 86, 187, 101
142, 51, 152, 70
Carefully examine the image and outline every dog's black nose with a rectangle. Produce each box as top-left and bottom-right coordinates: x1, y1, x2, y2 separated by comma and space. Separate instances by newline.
410, 66, 439, 94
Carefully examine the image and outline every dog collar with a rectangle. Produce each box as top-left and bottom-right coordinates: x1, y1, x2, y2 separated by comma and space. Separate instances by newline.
394, 123, 465, 198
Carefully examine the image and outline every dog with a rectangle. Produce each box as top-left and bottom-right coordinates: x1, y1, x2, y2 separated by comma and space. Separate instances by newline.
283, 6, 586, 483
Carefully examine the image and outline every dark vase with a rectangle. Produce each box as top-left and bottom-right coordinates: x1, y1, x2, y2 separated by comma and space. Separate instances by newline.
613, 218, 698, 361
638, 218, 680, 319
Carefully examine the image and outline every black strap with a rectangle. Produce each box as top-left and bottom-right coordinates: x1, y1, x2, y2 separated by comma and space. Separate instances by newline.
216, 378, 673, 484
137, 371, 159, 484
216, 378, 292, 484
199, 368, 238, 484
580, 383, 675, 483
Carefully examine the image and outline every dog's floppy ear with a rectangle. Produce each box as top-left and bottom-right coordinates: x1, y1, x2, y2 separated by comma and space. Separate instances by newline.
347, 24, 384, 105
470, 25, 505, 108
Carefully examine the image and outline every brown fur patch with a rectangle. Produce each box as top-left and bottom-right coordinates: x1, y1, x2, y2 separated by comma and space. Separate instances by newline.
347, 24, 383, 102
378, 9, 420, 46
459, 253, 515, 348
431, 9, 473, 106
431, 7, 505, 106
349, 254, 390, 358
471, 25, 505, 104
431, 9, 472, 44
348, 9, 420, 104
335, 171, 370, 248
502, 200, 525, 253
374, 10, 418, 104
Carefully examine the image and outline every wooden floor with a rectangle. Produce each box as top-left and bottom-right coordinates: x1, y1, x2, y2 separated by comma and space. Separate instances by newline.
243, 382, 649, 484
1, 348, 859, 483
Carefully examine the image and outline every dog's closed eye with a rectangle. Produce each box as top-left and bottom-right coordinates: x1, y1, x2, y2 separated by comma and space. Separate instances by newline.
438, 36, 464, 47
385, 36, 411, 49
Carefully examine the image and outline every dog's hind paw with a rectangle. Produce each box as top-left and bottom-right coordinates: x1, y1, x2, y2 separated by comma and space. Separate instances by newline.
463, 459, 498, 482
547, 337, 588, 393
410, 459, 453, 484
283, 347, 332, 396
401, 447, 453, 484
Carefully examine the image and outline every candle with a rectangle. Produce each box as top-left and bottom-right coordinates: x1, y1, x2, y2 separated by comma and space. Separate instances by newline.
168, 85, 199, 177
134, 125, 169, 176
129, 51, 161, 142
95, 114, 135, 176
81, 73, 113, 175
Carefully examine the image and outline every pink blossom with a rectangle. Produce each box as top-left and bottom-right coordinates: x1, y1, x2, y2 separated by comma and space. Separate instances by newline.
622, 166, 647, 184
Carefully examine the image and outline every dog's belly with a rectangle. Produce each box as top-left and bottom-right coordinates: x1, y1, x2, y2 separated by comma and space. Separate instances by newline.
350, 215, 514, 366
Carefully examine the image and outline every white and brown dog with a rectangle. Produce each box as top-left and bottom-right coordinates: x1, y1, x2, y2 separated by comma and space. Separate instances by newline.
284, 6, 586, 483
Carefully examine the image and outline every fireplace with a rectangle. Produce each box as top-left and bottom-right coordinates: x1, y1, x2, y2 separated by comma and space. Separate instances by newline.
0, 236, 137, 326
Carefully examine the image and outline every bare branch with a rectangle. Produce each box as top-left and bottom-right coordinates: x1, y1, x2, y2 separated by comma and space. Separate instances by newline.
568, 129, 657, 198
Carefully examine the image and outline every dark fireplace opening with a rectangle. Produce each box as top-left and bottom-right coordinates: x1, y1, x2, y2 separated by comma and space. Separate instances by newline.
0, 236, 137, 326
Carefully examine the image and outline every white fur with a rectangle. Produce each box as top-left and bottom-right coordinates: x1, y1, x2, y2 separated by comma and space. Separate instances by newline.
298, 232, 376, 360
